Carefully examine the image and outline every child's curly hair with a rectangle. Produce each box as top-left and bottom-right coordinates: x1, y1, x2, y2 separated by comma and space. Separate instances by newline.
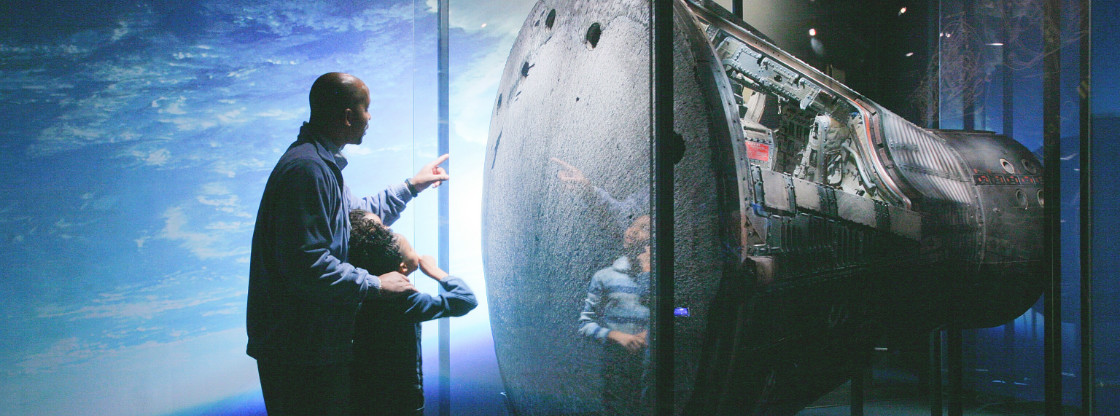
348, 210, 404, 275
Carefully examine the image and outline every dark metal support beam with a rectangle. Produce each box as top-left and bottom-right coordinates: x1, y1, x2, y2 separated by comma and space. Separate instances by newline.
930, 329, 943, 416
1079, 0, 1093, 414
948, 328, 963, 416
927, 0, 940, 130
652, 0, 675, 415
1042, 0, 1063, 413
851, 368, 865, 416
1002, 1, 1017, 377
928, 3, 942, 412
962, 1, 976, 131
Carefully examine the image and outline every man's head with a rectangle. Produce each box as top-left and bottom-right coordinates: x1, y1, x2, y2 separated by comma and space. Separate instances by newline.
308, 72, 371, 146
348, 210, 419, 276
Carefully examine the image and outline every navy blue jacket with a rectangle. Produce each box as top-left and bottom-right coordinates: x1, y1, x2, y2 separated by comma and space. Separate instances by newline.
247, 124, 413, 365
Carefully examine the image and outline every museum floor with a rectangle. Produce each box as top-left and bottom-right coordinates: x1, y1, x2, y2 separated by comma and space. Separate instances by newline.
797, 379, 1079, 416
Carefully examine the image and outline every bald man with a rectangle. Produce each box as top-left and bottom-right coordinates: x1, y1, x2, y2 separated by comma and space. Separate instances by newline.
247, 72, 449, 415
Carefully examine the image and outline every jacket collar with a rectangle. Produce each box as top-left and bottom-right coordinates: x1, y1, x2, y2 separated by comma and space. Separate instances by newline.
297, 122, 348, 170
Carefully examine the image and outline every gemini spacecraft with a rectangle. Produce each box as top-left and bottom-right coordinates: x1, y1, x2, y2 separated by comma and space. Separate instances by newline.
482, 0, 1044, 414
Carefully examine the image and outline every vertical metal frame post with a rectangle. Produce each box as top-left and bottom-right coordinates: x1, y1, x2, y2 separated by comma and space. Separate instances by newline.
928, 2, 943, 413
961, 1, 976, 131
651, 0, 675, 414
1078, 0, 1093, 413
930, 0, 941, 131
999, 0, 1020, 395
948, 328, 964, 416
437, 0, 451, 415
931, 330, 943, 416
851, 369, 865, 416
1042, 0, 1063, 413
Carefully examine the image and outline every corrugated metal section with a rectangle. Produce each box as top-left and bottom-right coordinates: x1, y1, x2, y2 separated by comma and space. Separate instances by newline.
759, 170, 922, 240
878, 110, 974, 205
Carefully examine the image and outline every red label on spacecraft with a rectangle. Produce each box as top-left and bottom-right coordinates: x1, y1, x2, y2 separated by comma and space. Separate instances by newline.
746, 142, 770, 161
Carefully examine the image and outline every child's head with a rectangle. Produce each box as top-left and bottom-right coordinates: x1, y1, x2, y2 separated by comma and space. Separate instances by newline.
349, 209, 417, 276
623, 215, 650, 250
622, 214, 650, 262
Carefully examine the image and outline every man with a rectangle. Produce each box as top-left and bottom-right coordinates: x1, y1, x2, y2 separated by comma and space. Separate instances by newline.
247, 72, 449, 415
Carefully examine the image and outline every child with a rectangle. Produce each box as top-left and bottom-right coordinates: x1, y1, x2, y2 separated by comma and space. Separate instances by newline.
347, 209, 478, 416
577, 215, 651, 416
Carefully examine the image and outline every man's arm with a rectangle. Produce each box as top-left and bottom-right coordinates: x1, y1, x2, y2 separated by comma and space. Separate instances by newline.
346, 183, 412, 226
274, 160, 412, 304
346, 154, 450, 226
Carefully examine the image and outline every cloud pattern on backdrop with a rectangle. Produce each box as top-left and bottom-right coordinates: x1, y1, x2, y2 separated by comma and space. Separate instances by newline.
0, 0, 540, 414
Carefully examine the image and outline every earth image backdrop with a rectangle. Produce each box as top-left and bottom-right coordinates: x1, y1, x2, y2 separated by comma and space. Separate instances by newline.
0, 0, 535, 414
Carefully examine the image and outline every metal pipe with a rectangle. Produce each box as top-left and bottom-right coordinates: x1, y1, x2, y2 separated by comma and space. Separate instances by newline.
841, 142, 878, 192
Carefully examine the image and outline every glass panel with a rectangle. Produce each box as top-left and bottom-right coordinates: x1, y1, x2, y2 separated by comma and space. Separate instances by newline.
1090, 0, 1120, 413
937, 0, 1043, 408
935, 0, 1085, 412
438, 0, 536, 414
480, 0, 654, 414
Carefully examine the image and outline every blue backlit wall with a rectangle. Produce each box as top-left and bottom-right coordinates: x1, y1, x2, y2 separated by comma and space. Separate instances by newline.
0, 1, 534, 415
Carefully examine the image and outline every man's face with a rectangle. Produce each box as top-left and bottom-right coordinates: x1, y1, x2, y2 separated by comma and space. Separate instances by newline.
346, 85, 372, 145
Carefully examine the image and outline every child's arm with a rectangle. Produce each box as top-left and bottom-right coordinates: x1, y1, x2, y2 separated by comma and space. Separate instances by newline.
578, 274, 610, 342
418, 255, 449, 281
398, 256, 478, 322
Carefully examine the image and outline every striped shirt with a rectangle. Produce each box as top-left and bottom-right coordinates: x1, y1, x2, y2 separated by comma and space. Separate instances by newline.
578, 256, 650, 342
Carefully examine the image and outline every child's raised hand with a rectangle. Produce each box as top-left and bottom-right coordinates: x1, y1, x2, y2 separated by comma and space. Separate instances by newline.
418, 255, 450, 281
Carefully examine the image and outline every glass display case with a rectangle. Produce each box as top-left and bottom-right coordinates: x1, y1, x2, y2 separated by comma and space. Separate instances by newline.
0, 0, 1114, 415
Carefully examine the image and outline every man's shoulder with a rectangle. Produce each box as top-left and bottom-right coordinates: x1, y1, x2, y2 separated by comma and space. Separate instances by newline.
273, 142, 331, 176
277, 140, 324, 164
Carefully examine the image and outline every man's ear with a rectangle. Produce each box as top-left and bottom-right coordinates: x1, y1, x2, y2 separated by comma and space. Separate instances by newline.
343, 108, 353, 127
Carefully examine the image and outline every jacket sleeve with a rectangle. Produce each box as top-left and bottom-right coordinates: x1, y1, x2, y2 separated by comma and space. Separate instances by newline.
578, 273, 610, 342
399, 276, 479, 322
346, 182, 413, 226
274, 159, 379, 305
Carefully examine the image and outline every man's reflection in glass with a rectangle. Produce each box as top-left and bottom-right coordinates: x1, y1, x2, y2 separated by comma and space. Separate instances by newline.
552, 157, 648, 233
555, 158, 651, 415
